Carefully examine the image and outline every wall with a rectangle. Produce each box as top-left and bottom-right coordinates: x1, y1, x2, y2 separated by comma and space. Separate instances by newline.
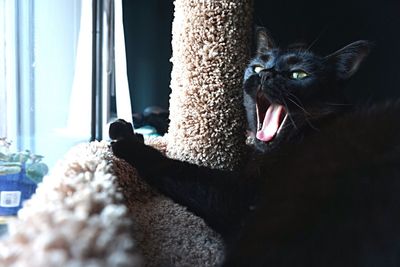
122, 0, 173, 113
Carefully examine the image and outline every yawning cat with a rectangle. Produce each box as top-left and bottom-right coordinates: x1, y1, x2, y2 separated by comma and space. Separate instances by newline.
110, 28, 400, 266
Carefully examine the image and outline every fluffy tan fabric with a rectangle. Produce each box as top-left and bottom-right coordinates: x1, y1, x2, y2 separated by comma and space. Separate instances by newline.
116, 136, 225, 267
167, 0, 253, 170
0, 141, 142, 267
0, 141, 224, 267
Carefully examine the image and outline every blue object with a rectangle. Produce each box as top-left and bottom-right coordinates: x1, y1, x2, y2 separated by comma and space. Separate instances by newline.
0, 168, 37, 216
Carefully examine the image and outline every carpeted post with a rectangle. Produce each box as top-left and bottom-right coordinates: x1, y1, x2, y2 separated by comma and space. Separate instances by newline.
167, 0, 253, 170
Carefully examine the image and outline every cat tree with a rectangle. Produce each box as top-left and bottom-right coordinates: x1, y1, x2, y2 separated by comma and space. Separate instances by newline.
0, 1, 253, 266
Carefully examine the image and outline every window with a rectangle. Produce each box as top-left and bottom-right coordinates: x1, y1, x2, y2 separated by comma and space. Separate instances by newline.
0, 0, 132, 168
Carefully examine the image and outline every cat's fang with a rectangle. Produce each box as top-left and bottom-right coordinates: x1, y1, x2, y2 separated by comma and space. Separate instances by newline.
256, 90, 270, 131
277, 114, 288, 135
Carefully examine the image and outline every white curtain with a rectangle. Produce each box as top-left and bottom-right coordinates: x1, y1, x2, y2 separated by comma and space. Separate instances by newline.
67, 0, 132, 139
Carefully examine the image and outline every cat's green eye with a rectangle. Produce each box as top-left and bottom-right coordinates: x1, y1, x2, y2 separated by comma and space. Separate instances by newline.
290, 70, 309, 80
253, 65, 265, 74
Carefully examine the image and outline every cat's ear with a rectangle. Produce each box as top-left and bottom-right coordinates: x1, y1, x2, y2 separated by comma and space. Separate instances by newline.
326, 40, 373, 80
256, 27, 275, 53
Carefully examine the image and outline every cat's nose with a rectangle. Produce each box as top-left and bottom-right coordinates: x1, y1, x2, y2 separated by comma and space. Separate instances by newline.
259, 69, 275, 82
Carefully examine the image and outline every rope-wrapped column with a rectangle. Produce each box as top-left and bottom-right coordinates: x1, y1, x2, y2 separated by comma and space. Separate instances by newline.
167, 0, 253, 170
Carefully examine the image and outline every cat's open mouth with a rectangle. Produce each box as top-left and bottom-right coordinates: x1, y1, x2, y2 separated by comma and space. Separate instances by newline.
255, 90, 288, 143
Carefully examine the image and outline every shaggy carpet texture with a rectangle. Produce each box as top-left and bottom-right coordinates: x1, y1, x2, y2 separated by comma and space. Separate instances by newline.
117, 136, 224, 267
167, 0, 253, 170
0, 141, 224, 267
0, 141, 142, 267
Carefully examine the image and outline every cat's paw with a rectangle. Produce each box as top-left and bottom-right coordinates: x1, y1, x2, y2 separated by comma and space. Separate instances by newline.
110, 119, 164, 172
109, 119, 147, 166
109, 119, 144, 143
109, 119, 134, 140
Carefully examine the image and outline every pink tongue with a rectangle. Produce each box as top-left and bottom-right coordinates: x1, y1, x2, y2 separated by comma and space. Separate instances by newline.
256, 104, 285, 142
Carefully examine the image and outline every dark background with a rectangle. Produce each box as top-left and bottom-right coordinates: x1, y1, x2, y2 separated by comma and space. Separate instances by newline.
123, 0, 400, 113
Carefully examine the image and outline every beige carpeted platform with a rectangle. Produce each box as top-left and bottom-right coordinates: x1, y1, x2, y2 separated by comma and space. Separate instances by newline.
0, 141, 224, 267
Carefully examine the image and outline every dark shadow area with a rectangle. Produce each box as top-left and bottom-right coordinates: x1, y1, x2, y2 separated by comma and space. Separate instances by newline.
254, 0, 400, 103
123, 0, 400, 113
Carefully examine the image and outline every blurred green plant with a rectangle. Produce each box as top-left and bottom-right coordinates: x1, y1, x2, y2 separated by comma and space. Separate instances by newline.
0, 138, 48, 183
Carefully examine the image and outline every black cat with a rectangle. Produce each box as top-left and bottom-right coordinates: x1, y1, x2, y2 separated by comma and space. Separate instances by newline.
110, 28, 400, 266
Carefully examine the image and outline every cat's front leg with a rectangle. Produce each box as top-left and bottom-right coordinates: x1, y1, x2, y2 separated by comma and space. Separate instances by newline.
109, 119, 166, 177
109, 119, 252, 239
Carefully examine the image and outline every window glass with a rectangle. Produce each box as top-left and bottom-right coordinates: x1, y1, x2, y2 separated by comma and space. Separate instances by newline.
1, 0, 85, 168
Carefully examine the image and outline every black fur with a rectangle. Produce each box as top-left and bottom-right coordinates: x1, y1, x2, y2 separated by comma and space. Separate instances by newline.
110, 29, 400, 266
